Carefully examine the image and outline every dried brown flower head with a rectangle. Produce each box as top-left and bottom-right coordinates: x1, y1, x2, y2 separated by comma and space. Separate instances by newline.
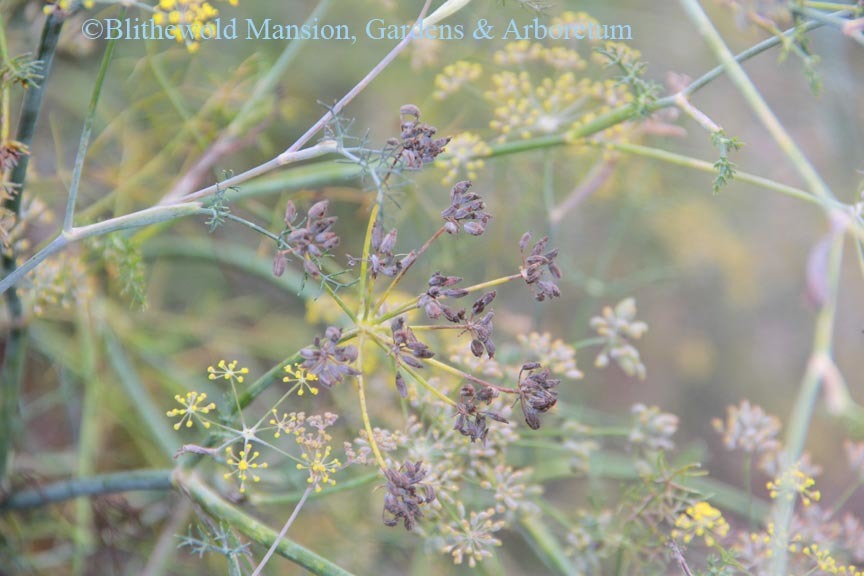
300, 326, 360, 388
382, 460, 437, 531
453, 383, 508, 445
390, 317, 435, 397
274, 200, 341, 278
517, 362, 559, 430
442, 180, 491, 236
418, 272, 469, 321
519, 232, 561, 301
396, 104, 451, 169
349, 216, 413, 278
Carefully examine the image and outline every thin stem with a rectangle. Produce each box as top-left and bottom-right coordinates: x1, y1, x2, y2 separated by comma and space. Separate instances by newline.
678, 0, 834, 200
251, 486, 313, 576
1, 11, 64, 484
372, 273, 522, 326
321, 281, 358, 324
549, 158, 618, 225
596, 141, 821, 206
399, 363, 458, 408
354, 336, 387, 469
374, 225, 447, 312
251, 471, 379, 505
175, 141, 339, 203
424, 357, 516, 394
0, 203, 206, 295
830, 478, 864, 517
280, 0, 435, 158
363, 330, 457, 406
358, 203, 380, 320
161, 0, 335, 202
794, 6, 864, 46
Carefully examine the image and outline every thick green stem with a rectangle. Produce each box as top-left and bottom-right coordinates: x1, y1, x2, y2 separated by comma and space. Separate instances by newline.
0, 203, 206, 294
179, 472, 354, 576
0, 469, 173, 511
1, 11, 64, 484
770, 234, 844, 573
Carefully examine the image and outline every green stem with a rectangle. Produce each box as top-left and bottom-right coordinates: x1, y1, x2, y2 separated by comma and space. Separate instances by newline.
179, 472, 355, 576
374, 225, 446, 312
358, 203, 380, 320
425, 357, 516, 394
355, 335, 387, 469
519, 514, 575, 576
770, 234, 844, 573
464, 12, 834, 164
251, 486, 313, 576
233, 0, 333, 141
599, 142, 821, 206
251, 471, 379, 505
104, 330, 180, 458
1, 10, 64, 484
0, 203, 206, 294
794, 6, 864, 46
0, 469, 174, 511
678, 0, 833, 201
830, 478, 864, 517
73, 306, 99, 576
65, 12, 124, 231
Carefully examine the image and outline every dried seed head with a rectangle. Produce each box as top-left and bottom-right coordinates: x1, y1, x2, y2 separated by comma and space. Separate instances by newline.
472, 291, 497, 315
272, 251, 287, 277
395, 105, 450, 169
283, 201, 297, 225
518, 364, 559, 430
519, 233, 562, 302
400, 104, 421, 120
382, 460, 436, 531
307, 200, 329, 221
395, 371, 408, 398
300, 327, 361, 388
453, 382, 508, 445
442, 181, 491, 236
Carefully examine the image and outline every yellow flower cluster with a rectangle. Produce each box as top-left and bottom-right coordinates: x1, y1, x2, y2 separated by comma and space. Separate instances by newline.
152, 0, 239, 52
550, 10, 602, 39
43, 0, 94, 14
436, 132, 491, 185
671, 501, 730, 547
798, 544, 864, 576
224, 442, 268, 493
767, 466, 821, 507
166, 391, 216, 430
493, 41, 586, 71
434, 61, 483, 100
283, 363, 320, 396
486, 71, 600, 141
207, 359, 249, 383
296, 445, 341, 493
